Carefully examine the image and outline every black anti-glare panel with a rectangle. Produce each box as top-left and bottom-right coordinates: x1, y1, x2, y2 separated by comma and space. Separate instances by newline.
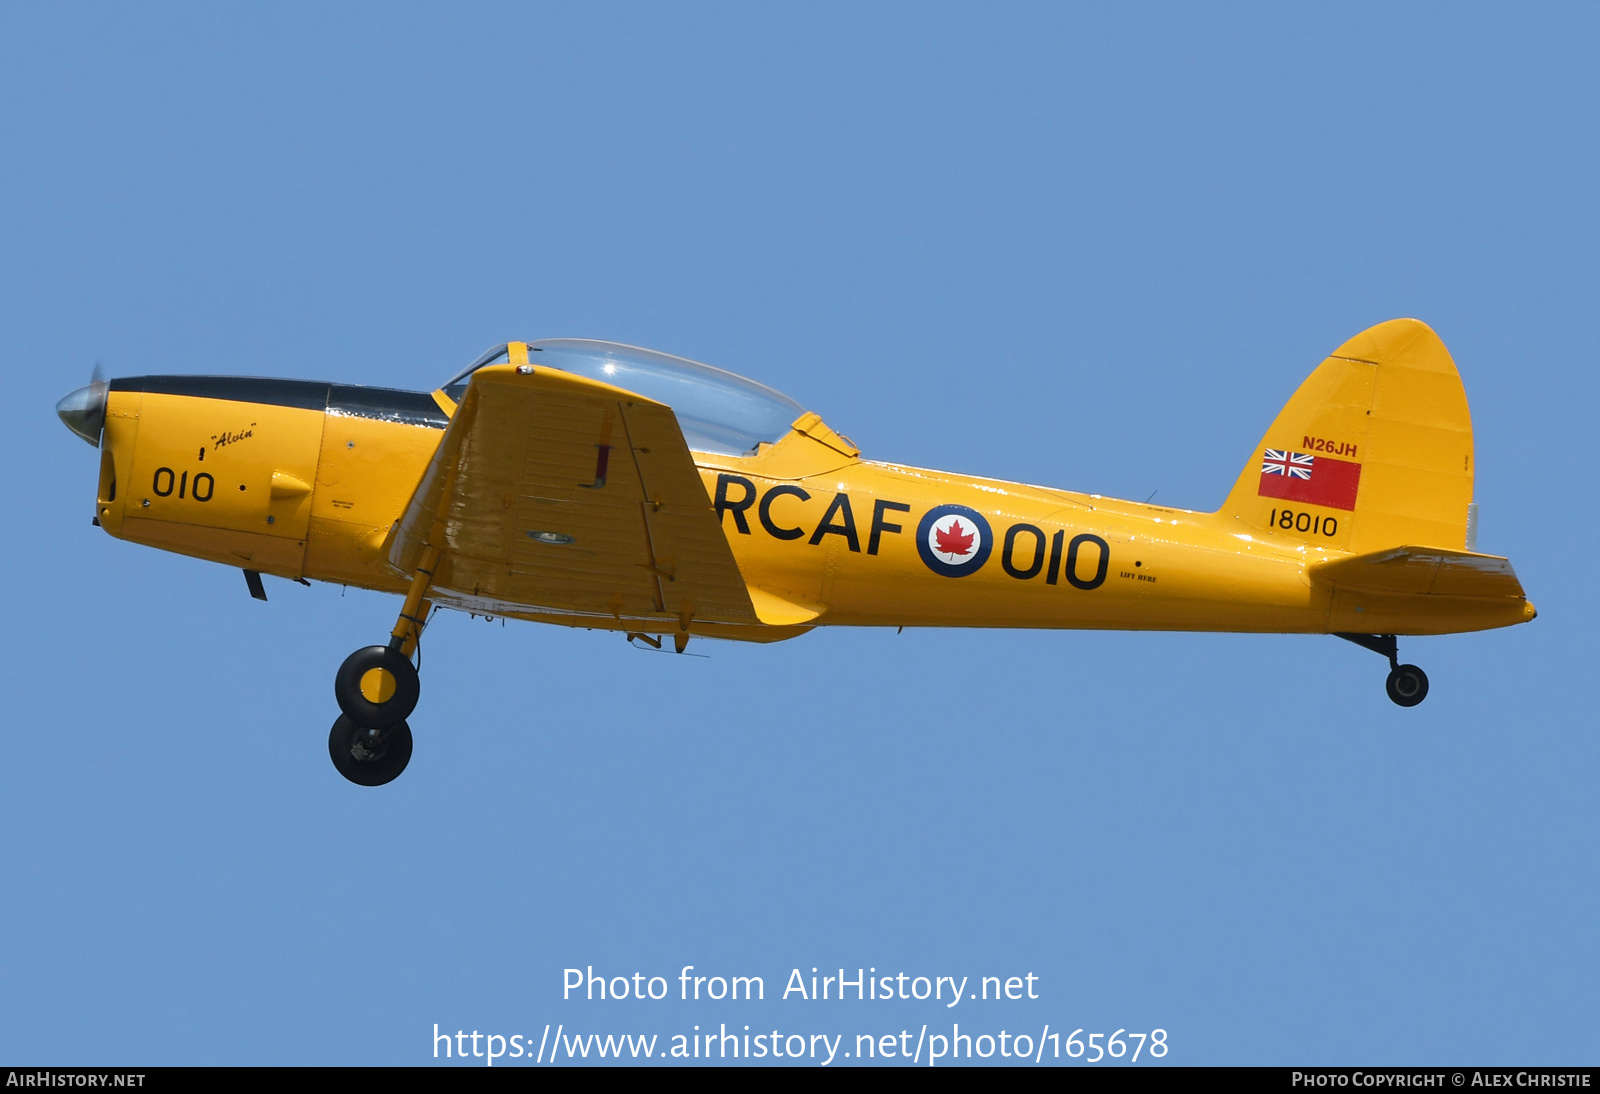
327, 384, 448, 428
110, 375, 331, 411
108, 375, 448, 429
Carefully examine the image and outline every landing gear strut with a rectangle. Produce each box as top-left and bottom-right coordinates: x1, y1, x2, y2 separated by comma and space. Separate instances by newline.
1336, 633, 1430, 708
328, 546, 438, 786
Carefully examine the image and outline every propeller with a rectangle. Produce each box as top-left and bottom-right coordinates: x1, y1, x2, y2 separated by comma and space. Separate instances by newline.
56, 363, 108, 447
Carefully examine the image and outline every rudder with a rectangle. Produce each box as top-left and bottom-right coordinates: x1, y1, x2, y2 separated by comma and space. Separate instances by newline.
1217, 319, 1475, 554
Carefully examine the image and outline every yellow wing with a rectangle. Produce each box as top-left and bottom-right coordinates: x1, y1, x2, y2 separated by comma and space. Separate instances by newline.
386, 363, 759, 626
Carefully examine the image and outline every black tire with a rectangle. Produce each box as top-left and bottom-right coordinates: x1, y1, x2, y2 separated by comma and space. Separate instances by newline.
1385, 664, 1429, 707
334, 645, 419, 727
328, 714, 413, 786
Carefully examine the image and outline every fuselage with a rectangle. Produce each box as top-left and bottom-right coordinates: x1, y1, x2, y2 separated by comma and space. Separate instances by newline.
87, 375, 1531, 641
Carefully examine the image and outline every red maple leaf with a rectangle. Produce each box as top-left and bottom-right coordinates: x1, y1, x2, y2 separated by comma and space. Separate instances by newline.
935, 519, 974, 556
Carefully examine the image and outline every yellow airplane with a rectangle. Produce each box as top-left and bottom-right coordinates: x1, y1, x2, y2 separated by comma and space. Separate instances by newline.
57, 318, 1534, 785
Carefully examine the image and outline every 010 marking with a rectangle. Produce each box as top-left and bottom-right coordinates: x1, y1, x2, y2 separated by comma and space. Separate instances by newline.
152, 466, 215, 502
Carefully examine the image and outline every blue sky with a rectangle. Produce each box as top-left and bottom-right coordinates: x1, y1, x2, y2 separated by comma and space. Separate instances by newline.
2, 4, 1596, 1066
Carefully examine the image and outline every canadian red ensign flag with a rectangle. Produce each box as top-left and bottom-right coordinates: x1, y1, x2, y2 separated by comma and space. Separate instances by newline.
1257, 449, 1361, 511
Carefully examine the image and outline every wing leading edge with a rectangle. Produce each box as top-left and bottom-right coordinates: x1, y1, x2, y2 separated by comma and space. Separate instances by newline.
386, 362, 759, 628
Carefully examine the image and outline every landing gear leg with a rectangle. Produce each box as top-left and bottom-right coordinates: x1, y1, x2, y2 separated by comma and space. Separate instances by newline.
1335, 632, 1430, 708
329, 546, 438, 785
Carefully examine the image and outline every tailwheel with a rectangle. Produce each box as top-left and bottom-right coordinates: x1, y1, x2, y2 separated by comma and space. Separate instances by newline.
1385, 664, 1429, 708
329, 714, 414, 786
334, 645, 420, 727
1336, 633, 1431, 708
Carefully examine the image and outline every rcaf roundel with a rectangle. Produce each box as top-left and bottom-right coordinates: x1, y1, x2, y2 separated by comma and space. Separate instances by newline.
916, 504, 994, 578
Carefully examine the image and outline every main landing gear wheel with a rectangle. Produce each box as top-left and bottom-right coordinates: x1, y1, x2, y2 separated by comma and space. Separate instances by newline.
332, 545, 436, 786
329, 714, 413, 786
334, 645, 420, 727
1385, 664, 1430, 708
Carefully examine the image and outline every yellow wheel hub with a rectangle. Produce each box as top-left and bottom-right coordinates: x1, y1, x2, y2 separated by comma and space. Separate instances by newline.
359, 666, 398, 704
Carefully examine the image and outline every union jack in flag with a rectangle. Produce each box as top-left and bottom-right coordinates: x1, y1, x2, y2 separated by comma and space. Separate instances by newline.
1261, 449, 1314, 480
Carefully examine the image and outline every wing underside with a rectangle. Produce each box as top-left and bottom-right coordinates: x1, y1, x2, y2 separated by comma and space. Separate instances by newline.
387, 363, 759, 628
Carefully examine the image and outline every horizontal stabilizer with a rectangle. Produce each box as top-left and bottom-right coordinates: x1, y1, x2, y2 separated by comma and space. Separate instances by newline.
1312, 546, 1525, 598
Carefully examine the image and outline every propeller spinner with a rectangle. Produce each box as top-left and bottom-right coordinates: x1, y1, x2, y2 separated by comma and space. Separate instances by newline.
56, 365, 108, 447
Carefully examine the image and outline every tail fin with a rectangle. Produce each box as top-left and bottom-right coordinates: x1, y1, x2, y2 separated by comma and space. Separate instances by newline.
1217, 319, 1474, 554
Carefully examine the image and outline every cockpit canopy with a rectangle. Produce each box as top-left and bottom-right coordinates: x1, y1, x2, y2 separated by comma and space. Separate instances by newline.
442, 339, 805, 457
